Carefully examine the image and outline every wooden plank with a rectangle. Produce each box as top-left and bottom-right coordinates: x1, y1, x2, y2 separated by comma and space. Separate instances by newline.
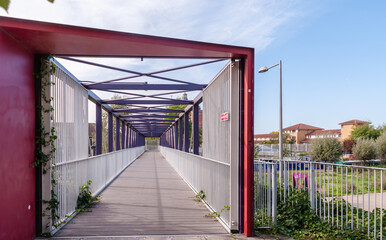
54, 150, 227, 237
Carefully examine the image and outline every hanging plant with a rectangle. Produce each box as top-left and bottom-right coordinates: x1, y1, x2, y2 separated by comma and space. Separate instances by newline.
33, 55, 60, 228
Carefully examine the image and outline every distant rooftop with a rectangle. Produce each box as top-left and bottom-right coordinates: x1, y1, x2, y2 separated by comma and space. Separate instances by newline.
306, 129, 341, 136
339, 119, 370, 126
283, 123, 323, 131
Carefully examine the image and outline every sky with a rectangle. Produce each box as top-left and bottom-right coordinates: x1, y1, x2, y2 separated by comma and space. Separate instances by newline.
2, 0, 386, 133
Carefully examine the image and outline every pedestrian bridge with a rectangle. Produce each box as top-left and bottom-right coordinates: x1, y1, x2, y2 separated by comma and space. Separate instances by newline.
0, 17, 255, 239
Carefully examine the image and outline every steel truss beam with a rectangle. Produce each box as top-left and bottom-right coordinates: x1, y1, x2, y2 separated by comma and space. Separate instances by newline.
58, 56, 205, 86
114, 108, 184, 113
88, 83, 206, 91
103, 99, 193, 105
81, 59, 225, 86
121, 114, 179, 118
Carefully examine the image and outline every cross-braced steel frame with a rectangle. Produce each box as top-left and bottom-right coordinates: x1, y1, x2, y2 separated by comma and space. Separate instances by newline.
55, 57, 227, 154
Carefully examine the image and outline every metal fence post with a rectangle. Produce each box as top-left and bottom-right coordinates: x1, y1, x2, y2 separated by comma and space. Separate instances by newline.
284, 160, 287, 202
272, 164, 277, 224
310, 162, 315, 210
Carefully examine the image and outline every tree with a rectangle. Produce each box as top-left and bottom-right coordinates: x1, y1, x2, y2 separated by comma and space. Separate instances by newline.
376, 131, 386, 161
342, 139, 355, 154
352, 138, 377, 162
0, 0, 54, 12
262, 132, 293, 144
350, 124, 381, 140
310, 138, 342, 162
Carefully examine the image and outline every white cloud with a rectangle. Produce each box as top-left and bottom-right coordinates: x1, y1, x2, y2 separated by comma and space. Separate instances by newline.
2, 0, 314, 123
5, 0, 309, 49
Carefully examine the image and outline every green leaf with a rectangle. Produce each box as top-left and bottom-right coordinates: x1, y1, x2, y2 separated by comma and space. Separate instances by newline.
47, 0, 54, 3
0, 0, 10, 12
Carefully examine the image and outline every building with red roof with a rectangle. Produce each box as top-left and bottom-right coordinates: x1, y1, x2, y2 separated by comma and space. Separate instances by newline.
256, 119, 370, 144
339, 119, 370, 140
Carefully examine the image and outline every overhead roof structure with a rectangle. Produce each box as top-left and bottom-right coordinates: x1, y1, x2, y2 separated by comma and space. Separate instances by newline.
0, 17, 252, 58
0, 16, 254, 138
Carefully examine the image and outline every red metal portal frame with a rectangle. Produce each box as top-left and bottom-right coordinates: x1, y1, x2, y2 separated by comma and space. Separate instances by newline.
244, 55, 254, 237
0, 17, 255, 236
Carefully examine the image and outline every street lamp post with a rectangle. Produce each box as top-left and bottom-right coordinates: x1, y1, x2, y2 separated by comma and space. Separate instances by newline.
258, 60, 284, 183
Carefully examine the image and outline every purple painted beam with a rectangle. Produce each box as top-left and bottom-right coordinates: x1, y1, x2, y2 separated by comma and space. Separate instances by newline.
175, 123, 178, 149
122, 114, 179, 118
96, 103, 102, 155
103, 99, 193, 105
179, 119, 183, 151
108, 112, 113, 152
59, 56, 205, 86
193, 103, 199, 155
128, 128, 132, 148
129, 122, 171, 125
184, 113, 190, 152
116, 116, 120, 150
88, 83, 206, 91
125, 124, 129, 148
121, 122, 126, 149
113, 109, 184, 113
84, 59, 225, 86
127, 119, 175, 122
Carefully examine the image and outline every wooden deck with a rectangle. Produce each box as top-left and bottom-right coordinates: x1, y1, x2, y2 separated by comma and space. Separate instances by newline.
54, 150, 227, 237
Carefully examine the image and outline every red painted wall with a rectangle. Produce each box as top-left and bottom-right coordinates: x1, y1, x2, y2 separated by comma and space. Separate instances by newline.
0, 30, 35, 239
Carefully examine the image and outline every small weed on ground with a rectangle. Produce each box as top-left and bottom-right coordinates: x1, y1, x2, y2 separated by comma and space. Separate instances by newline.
76, 180, 101, 211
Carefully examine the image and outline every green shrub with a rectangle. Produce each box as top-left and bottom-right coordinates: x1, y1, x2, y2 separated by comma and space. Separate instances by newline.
273, 189, 370, 239
376, 131, 386, 160
310, 137, 342, 162
353, 138, 377, 161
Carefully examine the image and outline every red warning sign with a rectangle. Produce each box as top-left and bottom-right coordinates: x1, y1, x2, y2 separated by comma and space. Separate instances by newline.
221, 112, 229, 121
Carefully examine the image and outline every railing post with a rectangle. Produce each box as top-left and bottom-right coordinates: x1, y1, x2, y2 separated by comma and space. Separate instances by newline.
193, 103, 199, 155
116, 117, 120, 150
184, 113, 189, 152
272, 164, 277, 224
108, 111, 113, 152
310, 163, 315, 210
284, 160, 287, 202
179, 119, 183, 151
96, 103, 102, 155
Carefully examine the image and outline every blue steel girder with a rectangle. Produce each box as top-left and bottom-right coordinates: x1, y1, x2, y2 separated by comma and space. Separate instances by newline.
59, 56, 205, 86
114, 108, 184, 113
126, 119, 175, 122
82, 59, 225, 86
121, 114, 179, 118
89, 83, 206, 91
102, 99, 193, 105
131, 123, 170, 127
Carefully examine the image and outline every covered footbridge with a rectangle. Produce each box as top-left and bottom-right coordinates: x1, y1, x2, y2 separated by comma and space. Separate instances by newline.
0, 17, 254, 239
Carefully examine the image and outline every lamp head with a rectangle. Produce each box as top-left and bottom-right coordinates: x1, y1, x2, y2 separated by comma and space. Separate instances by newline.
258, 66, 269, 73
